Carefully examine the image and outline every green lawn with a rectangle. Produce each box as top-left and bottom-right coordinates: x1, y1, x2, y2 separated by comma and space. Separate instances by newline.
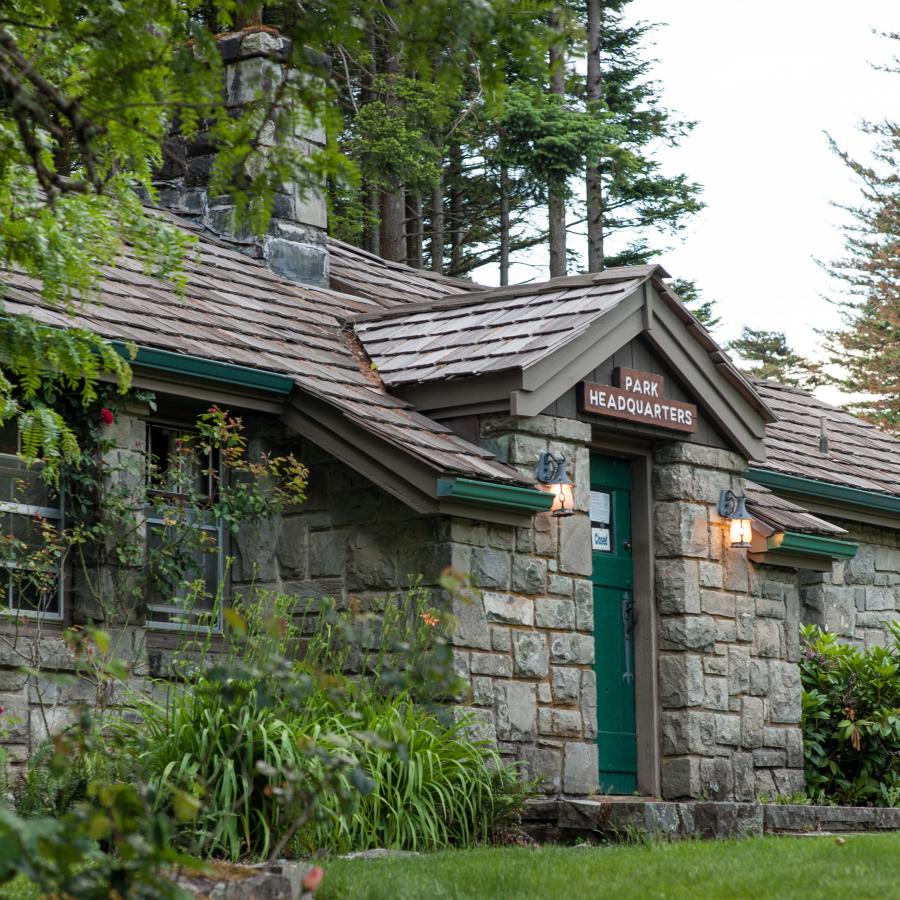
317, 834, 900, 900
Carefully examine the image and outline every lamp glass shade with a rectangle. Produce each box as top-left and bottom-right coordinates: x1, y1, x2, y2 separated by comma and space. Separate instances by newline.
550, 482, 574, 516
729, 516, 753, 548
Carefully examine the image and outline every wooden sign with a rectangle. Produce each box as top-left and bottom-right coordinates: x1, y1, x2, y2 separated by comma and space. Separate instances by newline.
578, 368, 698, 433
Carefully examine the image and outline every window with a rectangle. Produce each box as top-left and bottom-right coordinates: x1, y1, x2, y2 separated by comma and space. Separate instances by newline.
145, 423, 223, 631
0, 422, 64, 619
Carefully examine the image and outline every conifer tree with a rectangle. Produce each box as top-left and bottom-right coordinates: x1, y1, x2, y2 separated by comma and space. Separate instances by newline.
727, 328, 820, 388
823, 33, 900, 429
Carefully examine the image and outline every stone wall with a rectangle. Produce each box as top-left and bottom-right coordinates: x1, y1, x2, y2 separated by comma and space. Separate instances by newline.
801, 520, 900, 647
445, 413, 597, 796
654, 443, 805, 801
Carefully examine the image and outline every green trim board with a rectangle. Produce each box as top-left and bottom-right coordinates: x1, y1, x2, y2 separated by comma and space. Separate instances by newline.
437, 478, 553, 513
748, 468, 900, 522
767, 531, 858, 561
112, 343, 296, 396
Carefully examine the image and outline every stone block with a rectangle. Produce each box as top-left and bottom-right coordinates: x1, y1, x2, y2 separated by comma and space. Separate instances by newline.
732, 751, 756, 801
714, 619, 737, 643
491, 626, 512, 652
704, 656, 728, 676
740, 696, 765, 749
727, 647, 750, 696
753, 748, 786, 767
488, 526, 515, 551
875, 547, 900, 572
655, 502, 709, 558
547, 574, 573, 596
0, 692, 28, 742
659, 615, 716, 651
558, 515, 592, 576
723, 549, 750, 593
754, 618, 783, 658
551, 666, 581, 703
550, 632, 594, 665
472, 676, 494, 706
749, 658, 769, 696
563, 743, 599, 795
520, 744, 562, 793
772, 768, 806, 797
346, 530, 398, 590
471, 548, 511, 589
543, 709, 582, 737
699, 756, 734, 801
275, 515, 308, 576
658, 654, 704, 708
653, 464, 694, 501
701, 591, 735, 618
755, 598, 786, 620
704, 676, 729, 711
735, 598, 754, 642
453, 706, 497, 745
470, 652, 512, 677
768, 660, 801, 724
236, 517, 281, 581
513, 632, 549, 678
581, 671, 598, 739
656, 559, 701, 614
483, 592, 533, 625
865, 586, 896, 611
715, 714, 741, 746
446, 593, 492, 651
450, 519, 487, 546
512, 556, 547, 594
495, 682, 537, 740
535, 598, 576, 630
763, 727, 788, 749
575, 580, 593, 631
661, 710, 716, 755
538, 682, 552, 703
700, 561, 724, 589
786, 728, 804, 767
661, 757, 701, 800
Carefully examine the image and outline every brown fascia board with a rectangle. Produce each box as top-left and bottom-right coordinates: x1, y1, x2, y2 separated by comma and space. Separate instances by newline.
644, 290, 768, 461
652, 276, 776, 425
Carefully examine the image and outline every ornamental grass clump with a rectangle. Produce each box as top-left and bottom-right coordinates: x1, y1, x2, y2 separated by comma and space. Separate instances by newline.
112, 584, 531, 861
800, 623, 900, 806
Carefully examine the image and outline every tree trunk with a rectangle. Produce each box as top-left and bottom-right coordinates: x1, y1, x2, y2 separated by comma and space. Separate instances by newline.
585, 0, 604, 271
449, 146, 464, 274
407, 192, 423, 267
366, 182, 381, 254
431, 181, 444, 273
499, 165, 510, 286
548, 12, 567, 278
380, 189, 406, 260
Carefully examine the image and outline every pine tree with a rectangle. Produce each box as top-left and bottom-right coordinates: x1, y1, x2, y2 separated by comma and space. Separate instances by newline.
582, 1, 703, 272
727, 328, 820, 388
669, 278, 720, 331
823, 33, 900, 429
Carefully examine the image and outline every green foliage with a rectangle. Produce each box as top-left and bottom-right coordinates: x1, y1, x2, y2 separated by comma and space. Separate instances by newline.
800, 624, 900, 806
13, 740, 93, 819
727, 327, 822, 388
668, 278, 721, 331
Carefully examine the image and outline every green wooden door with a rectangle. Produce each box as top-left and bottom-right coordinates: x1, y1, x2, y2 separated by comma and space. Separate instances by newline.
590, 454, 637, 794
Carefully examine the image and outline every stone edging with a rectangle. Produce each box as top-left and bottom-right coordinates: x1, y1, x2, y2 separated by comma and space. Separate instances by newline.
524, 798, 900, 842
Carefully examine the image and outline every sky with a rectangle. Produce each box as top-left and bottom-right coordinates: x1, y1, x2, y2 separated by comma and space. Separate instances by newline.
475, 1, 897, 380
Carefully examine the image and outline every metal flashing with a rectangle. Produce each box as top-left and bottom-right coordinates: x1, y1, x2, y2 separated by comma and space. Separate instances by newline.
114, 343, 295, 396
436, 478, 554, 514
748, 468, 900, 522
767, 530, 858, 560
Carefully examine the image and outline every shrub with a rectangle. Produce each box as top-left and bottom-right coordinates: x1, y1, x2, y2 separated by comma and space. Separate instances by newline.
800, 623, 900, 806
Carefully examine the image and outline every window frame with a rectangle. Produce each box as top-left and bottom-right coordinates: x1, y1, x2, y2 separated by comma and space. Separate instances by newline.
144, 421, 225, 634
0, 431, 65, 622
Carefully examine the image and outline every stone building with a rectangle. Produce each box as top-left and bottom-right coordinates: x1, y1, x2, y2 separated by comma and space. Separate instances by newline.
3, 25, 900, 804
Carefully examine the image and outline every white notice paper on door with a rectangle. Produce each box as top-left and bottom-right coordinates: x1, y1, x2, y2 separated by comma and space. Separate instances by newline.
590, 490, 611, 525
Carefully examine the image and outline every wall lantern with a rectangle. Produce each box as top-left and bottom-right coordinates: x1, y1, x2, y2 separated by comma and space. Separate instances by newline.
719, 489, 753, 549
536, 451, 574, 517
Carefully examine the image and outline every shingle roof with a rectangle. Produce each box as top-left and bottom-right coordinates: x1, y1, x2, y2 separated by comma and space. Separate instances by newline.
745, 481, 847, 536
0, 209, 526, 487
327, 238, 482, 306
752, 380, 900, 499
353, 268, 656, 386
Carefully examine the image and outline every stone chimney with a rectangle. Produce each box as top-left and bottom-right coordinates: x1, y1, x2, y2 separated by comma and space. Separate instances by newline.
155, 27, 329, 287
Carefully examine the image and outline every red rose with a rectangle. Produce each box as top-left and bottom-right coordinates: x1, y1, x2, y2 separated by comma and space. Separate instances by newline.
100, 408, 115, 425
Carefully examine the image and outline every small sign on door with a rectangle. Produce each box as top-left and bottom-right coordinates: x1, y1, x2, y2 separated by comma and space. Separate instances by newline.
592, 527, 612, 552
